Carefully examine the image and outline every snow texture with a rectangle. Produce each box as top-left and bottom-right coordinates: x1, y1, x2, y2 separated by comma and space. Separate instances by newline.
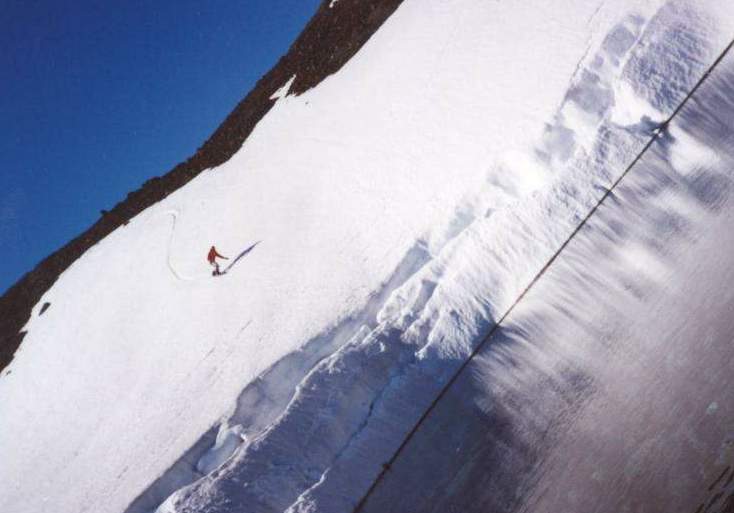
359, 41, 734, 513
1, 1, 733, 513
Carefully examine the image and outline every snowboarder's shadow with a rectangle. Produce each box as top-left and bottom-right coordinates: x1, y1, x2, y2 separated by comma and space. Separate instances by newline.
218, 241, 262, 276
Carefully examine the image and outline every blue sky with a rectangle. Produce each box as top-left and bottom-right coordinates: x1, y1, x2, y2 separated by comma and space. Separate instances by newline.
1, 0, 320, 294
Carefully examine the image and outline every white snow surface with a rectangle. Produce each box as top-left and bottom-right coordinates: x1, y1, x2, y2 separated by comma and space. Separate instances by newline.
1, 1, 733, 513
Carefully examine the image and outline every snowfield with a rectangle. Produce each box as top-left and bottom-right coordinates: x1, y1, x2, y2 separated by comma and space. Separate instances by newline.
1, 1, 733, 513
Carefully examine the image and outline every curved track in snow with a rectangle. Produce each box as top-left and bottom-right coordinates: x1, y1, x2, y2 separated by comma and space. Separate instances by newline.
163, 210, 194, 282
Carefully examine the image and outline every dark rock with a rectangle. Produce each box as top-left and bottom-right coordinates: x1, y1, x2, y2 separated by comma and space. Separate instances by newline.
39, 302, 51, 316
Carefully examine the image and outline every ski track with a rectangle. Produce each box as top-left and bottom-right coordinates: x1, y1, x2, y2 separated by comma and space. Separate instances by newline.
123, 3, 731, 512
165, 211, 191, 282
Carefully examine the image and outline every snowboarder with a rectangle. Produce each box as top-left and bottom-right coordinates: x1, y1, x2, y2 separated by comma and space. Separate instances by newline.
208, 246, 229, 276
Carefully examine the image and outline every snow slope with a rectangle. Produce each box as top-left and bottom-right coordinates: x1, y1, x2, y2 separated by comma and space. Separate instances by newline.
1, 1, 733, 513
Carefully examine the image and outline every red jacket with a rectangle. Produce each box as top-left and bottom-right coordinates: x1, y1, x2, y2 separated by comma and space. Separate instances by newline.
208, 246, 226, 264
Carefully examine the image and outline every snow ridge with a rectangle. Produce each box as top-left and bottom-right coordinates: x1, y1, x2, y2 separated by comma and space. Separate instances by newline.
358, 48, 734, 513
356, 20, 734, 513
125, 242, 433, 513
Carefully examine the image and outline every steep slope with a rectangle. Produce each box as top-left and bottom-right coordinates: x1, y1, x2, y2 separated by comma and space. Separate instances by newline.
2, 1, 733, 513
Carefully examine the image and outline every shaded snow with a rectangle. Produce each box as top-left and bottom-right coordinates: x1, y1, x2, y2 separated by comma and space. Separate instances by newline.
358, 46, 734, 513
